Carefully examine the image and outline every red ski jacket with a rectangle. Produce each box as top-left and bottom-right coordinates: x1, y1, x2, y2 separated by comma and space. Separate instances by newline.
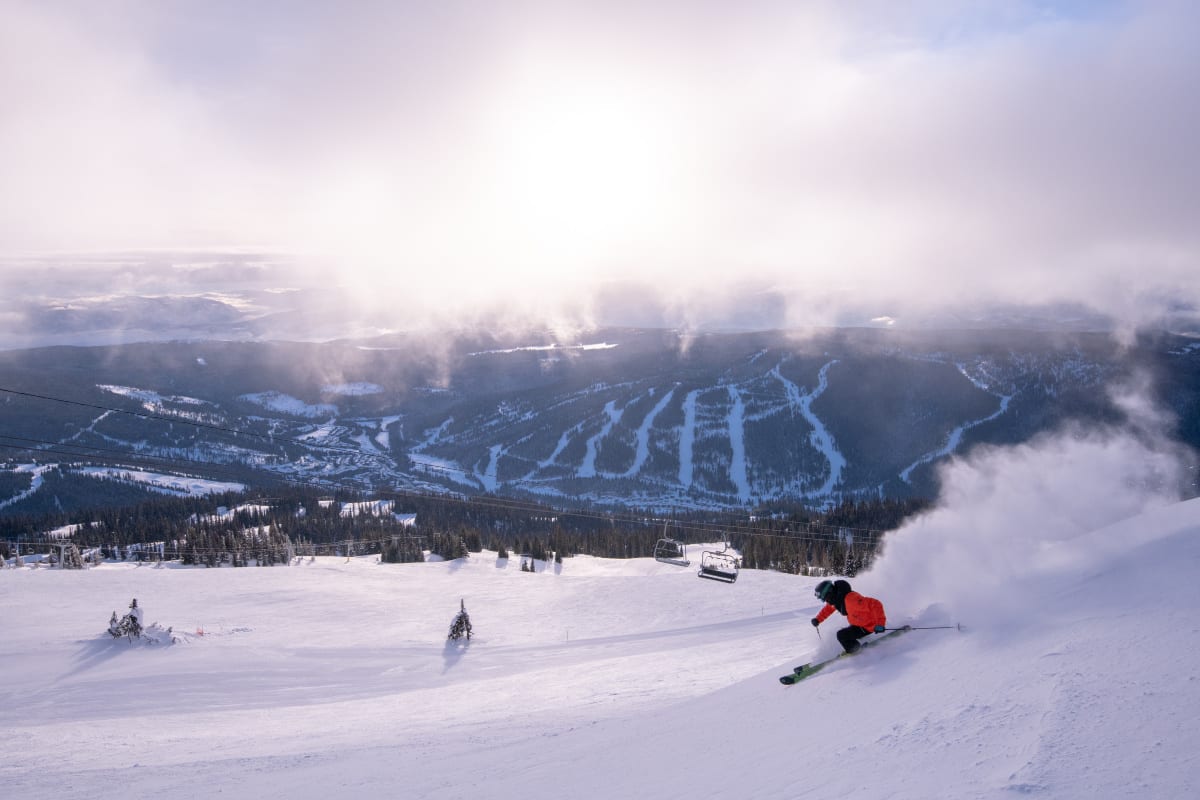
816, 591, 887, 630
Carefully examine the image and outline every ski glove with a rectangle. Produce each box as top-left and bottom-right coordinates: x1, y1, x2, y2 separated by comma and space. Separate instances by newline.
874, 625, 886, 633
811, 617, 820, 627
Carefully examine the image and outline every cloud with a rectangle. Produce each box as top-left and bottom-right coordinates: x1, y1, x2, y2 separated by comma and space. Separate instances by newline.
864, 379, 1191, 631
2, 1, 1197, 331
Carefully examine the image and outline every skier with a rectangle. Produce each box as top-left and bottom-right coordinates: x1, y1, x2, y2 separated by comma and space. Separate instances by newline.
811, 579, 887, 654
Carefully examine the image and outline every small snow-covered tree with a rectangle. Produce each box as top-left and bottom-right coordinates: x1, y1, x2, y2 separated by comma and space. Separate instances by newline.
842, 548, 862, 577
447, 598, 472, 642
108, 598, 143, 640
62, 544, 84, 569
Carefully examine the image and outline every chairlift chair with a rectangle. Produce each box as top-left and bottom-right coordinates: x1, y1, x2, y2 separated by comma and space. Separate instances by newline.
653, 521, 690, 567
697, 541, 739, 584
653, 537, 690, 567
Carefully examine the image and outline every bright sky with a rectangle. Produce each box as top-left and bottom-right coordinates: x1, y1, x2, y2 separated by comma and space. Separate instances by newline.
1, 1, 1197, 329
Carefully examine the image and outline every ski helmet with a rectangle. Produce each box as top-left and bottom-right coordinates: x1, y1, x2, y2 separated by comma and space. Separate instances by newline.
814, 580, 834, 601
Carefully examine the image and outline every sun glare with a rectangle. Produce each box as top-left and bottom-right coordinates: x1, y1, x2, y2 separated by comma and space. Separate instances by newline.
482, 71, 691, 265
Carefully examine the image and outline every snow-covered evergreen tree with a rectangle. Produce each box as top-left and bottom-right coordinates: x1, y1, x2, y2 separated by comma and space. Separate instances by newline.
447, 599, 472, 642
108, 598, 143, 640
63, 544, 84, 569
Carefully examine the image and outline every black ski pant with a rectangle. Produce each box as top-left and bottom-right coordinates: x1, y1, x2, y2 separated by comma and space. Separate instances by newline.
837, 625, 872, 654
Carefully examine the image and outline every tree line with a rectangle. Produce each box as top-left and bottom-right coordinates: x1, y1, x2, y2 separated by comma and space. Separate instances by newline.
0, 487, 929, 575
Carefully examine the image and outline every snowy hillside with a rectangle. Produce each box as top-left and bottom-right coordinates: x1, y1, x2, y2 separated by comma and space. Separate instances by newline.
6, 327, 1198, 515
2, 426, 1198, 799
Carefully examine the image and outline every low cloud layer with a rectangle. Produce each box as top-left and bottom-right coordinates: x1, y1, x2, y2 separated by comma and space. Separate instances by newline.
2, 2, 1198, 331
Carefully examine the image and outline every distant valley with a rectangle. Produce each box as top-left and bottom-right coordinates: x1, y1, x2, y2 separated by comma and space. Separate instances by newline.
1, 327, 1197, 514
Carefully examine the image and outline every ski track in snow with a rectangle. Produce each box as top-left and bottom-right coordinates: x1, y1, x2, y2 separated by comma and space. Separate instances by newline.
75, 468, 245, 497
773, 360, 846, 499
0, 464, 52, 510
577, 400, 623, 479
372, 415, 402, 451
477, 444, 505, 492
405, 418, 477, 487
622, 388, 675, 479
0, 411, 116, 509
678, 389, 700, 489
900, 363, 1014, 483
61, 410, 113, 444
531, 424, 583, 474
726, 385, 751, 504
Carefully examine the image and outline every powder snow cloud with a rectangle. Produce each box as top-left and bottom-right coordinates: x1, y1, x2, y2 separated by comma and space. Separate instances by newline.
865, 381, 1192, 629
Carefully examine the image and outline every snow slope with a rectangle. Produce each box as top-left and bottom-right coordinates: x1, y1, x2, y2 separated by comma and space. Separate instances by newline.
2, 433, 1198, 799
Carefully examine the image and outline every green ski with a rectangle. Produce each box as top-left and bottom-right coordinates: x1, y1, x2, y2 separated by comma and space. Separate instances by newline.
779, 626, 911, 685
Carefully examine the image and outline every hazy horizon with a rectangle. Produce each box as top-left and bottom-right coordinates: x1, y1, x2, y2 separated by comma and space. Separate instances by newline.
3, 1, 1198, 340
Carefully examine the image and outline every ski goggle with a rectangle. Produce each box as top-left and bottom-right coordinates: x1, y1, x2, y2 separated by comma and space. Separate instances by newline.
814, 581, 833, 601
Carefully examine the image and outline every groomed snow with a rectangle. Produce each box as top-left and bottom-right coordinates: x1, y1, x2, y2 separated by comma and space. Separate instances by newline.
2, 426, 1198, 799
76, 467, 247, 497
239, 391, 337, 419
